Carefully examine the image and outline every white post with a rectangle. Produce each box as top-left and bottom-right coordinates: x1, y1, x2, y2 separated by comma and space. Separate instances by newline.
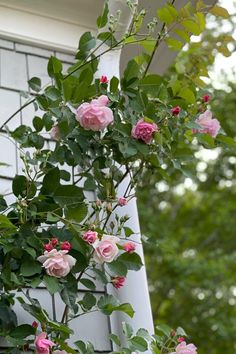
97, 0, 154, 351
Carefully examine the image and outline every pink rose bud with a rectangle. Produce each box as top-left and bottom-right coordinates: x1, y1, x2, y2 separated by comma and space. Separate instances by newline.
202, 94, 211, 103
60, 241, 72, 251
123, 242, 136, 253
177, 337, 185, 343
50, 123, 61, 141
51, 238, 58, 246
37, 249, 76, 278
44, 243, 53, 252
32, 321, 38, 328
171, 106, 181, 115
93, 235, 119, 263
100, 75, 108, 84
170, 341, 197, 354
111, 276, 126, 289
118, 197, 128, 206
193, 110, 220, 138
83, 230, 98, 245
76, 95, 113, 131
106, 202, 113, 212
132, 119, 158, 144
35, 332, 55, 354
96, 199, 102, 207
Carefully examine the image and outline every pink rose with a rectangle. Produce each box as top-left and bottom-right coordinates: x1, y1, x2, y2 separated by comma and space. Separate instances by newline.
170, 341, 197, 354
100, 75, 108, 84
50, 123, 61, 141
132, 119, 158, 144
123, 242, 136, 253
118, 197, 128, 206
76, 95, 113, 131
35, 332, 55, 354
83, 230, 98, 244
193, 110, 220, 138
93, 235, 119, 263
37, 249, 76, 278
112, 276, 126, 289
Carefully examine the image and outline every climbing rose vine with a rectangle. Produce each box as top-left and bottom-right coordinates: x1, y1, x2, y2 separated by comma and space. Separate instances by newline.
0, 1, 232, 353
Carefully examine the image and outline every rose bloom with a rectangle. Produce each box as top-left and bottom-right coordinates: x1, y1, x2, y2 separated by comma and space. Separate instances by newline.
171, 106, 181, 115
50, 123, 61, 141
83, 230, 98, 245
123, 242, 136, 253
35, 332, 55, 354
112, 276, 126, 289
170, 341, 197, 354
193, 110, 220, 138
76, 95, 113, 131
132, 119, 158, 144
37, 249, 76, 278
93, 235, 119, 263
118, 197, 127, 206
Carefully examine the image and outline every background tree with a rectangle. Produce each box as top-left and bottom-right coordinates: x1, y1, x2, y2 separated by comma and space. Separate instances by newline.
138, 4, 236, 354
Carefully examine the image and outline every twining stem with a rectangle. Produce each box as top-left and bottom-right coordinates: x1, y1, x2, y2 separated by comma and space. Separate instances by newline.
142, 0, 176, 78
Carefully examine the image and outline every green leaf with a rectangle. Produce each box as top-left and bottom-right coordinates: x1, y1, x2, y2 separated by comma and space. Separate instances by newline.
117, 252, 143, 271
216, 135, 236, 147
0, 215, 16, 229
65, 202, 88, 223
48, 56, 62, 78
20, 256, 42, 277
80, 278, 96, 290
12, 175, 36, 198
41, 167, 60, 195
178, 87, 195, 104
77, 32, 96, 59
181, 19, 201, 36
43, 275, 62, 294
157, 4, 178, 25
139, 75, 163, 94
33, 116, 44, 132
0, 196, 7, 212
97, 2, 109, 28
107, 260, 128, 276
166, 38, 184, 51
54, 185, 84, 207
209, 5, 230, 19
80, 293, 96, 311
28, 77, 41, 92
122, 322, 133, 338
10, 324, 35, 339
115, 303, 134, 318
109, 333, 121, 346
60, 277, 78, 312
156, 324, 172, 337
129, 336, 148, 352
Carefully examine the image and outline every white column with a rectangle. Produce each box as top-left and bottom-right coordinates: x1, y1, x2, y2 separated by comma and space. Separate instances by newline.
97, 0, 154, 351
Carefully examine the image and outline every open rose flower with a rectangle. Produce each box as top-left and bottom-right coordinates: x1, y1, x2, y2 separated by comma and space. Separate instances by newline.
37, 249, 76, 278
83, 230, 98, 244
93, 234, 119, 263
35, 332, 55, 354
132, 119, 158, 144
193, 110, 220, 138
170, 341, 197, 354
76, 95, 113, 131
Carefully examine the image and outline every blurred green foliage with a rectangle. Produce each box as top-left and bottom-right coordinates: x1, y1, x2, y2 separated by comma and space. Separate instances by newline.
138, 6, 236, 354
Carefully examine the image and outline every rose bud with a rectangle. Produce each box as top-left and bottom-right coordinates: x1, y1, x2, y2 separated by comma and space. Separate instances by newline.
171, 106, 181, 115
123, 242, 136, 253
44, 243, 54, 252
100, 75, 109, 84
202, 94, 211, 103
60, 241, 72, 251
177, 337, 185, 343
118, 197, 128, 206
83, 230, 98, 245
32, 321, 38, 328
51, 238, 58, 246
111, 276, 126, 289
